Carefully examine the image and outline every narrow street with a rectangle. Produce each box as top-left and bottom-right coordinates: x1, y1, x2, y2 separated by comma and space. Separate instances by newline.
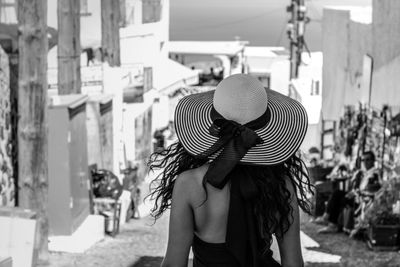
36, 170, 400, 267
43, 210, 170, 267
39, 167, 400, 266
42, 172, 192, 267
41, 197, 400, 267
2, 1, 400, 266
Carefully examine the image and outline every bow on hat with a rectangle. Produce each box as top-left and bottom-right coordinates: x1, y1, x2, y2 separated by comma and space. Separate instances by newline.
203, 107, 268, 189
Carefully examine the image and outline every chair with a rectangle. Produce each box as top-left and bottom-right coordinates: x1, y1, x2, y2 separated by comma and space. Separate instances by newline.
93, 197, 122, 237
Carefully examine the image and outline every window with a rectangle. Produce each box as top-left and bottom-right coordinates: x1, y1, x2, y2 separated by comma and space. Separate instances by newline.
311, 80, 320, 96
0, 0, 17, 23
80, 0, 91, 16
143, 67, 153, 92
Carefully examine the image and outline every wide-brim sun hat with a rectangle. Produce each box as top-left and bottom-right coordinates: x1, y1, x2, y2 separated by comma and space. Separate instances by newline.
174, 73, 308, 165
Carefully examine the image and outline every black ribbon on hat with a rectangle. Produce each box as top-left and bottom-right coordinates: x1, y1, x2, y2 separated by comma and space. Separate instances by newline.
227, 173, 280, 267
201, 107, 280, 267
203, 107, 269, 189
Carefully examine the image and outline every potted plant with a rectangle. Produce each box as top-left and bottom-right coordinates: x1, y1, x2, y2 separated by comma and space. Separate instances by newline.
364, 178, 400, 251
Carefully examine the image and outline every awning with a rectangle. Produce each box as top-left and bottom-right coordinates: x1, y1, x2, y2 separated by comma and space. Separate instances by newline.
153, 58, 199, 95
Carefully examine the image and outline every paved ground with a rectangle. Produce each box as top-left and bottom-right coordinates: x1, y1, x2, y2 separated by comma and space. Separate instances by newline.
40, 208, 400, 267
41, 210, 198, 267
41, 212, 169, 267
39, 173, 400, 267
301, 213, 400, 267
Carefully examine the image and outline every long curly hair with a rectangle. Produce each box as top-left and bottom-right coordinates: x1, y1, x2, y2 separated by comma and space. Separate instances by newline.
147, 141, 313, 241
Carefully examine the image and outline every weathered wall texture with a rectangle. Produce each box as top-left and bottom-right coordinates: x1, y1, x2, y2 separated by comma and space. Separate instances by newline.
371, 54, 400, 109
322, 7, 374, 120
0, 47, 14, 207
321, 9, 350, 121
370, 0, 400, 108
345, 21, 372, 104
372, 0, 400, 70
134, 106, 153, 182
99, 102, 114, 171
86, 101, 103, 168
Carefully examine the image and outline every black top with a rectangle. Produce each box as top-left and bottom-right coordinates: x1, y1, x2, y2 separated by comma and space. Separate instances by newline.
192, 234, 240, 267
192, 234, 281, 267
192, 172, 282, 267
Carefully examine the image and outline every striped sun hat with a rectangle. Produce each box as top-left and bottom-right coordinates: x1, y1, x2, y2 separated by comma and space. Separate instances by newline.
174, 74, 308, 165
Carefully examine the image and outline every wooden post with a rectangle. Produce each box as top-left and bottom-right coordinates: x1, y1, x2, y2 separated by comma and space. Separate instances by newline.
101, 0, 121, 67
119, 0, 126, 27
9, 53, 19, 206
320, 120, 324, 159
58, 0, 81, 95
17, 0, 49, 261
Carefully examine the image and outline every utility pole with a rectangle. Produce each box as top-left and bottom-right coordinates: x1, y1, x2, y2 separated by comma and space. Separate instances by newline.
101, 0, 121, 67
58, 0, 81, 94
18, 0, 49, 261
286, 0, 307, 80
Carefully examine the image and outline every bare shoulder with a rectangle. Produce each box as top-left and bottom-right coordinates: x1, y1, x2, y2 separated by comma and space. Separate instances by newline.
175, 164, 207, 188
174, 164, 208, 202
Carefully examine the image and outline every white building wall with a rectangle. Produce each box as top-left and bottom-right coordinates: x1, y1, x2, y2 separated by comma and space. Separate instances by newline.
120, 32, 160, 66
270, 58, 290, 96
293, 52, 323, 153
120, 0, 170, 68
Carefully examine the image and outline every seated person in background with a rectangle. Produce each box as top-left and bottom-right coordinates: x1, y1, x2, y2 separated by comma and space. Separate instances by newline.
349, 151, 381, 196
326, 163, 349, 180
315, 151, 381, 234
312, 164, 349, 227
309, 157, 319, 167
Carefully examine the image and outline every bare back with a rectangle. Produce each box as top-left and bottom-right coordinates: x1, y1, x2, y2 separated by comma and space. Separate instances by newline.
162, 163, 303, 267
189, 164, 231, 243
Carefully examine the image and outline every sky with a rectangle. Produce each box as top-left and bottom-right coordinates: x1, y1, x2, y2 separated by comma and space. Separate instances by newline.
170, 0, 371, 51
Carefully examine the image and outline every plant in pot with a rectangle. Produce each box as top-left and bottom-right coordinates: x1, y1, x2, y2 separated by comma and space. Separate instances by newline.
364, 178, 400, 250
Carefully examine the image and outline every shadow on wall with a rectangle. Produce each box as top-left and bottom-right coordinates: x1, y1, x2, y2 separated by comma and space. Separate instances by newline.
128, 256, 193, 267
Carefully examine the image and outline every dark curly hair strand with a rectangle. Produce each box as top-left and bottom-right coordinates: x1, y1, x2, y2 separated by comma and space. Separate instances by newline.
147, 141, 313, 245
